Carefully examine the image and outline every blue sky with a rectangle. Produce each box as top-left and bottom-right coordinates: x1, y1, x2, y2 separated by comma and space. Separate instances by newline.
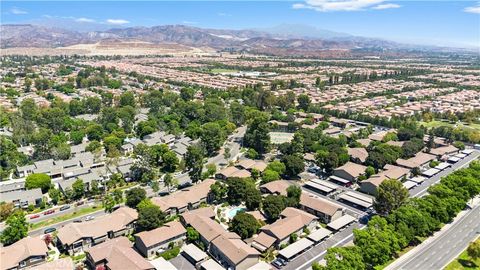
1, 1, 479, 48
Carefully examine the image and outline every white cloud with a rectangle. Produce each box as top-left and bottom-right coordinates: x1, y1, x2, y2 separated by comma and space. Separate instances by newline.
217, 12, 232, 17
10, 7, 28, 15
292, 0, 401, 12
373, 3, 401, 9
182, 20, 198, 25
75, 17, 96, 23
106, 19, 130, 25
464, 3, 480, 14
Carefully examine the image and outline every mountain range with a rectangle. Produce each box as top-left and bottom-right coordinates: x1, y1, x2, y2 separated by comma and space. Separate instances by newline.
0, 23, 454, 55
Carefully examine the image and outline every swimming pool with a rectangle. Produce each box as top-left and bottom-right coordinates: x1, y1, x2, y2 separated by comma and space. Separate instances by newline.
226, 207, 246, 219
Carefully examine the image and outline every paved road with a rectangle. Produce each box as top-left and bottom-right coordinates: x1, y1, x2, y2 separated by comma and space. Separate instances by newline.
284, 150, 479, 270
410, 150, 480, 198
28, 207, 108, 237
387, 201, 480, 270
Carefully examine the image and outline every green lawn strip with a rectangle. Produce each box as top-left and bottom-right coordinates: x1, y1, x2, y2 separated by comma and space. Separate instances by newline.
444, 249, 480, 270
29, 205, 103, 231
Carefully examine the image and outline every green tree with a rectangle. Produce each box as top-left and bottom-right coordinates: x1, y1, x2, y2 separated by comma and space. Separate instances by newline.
262, 195, 286, 221
25, 173, 52, 193
209, 181, 227, 202
186, 226, 200, 243
125, 187, 147, 209
467, 239, 480, 261
287, 185, 302, 206
226, 178, 256, 205
119, 91, 135, 107
261, 170, 280, 184
266, 161, 286, 175
297, 94, 311, 111
201, 122, 225, 154
1, 211, 28, 245
245, 189, 262, 211
137, 204, 166, 231
112, 189, 123, 204
70, 130, 85, 145
180, 88, 195, 101
282, 154, 305, 178
103, 194, 115, 213
90, 180, 100, 196
72, 179, 85, 200
162, 151, 179, 172
185, 145, 204, 183
244, 116, 270, 155
374, 179, 409, 216
320, 247, 365, 270
229, 212, 260, 239
365, 166, 376, 178
48, 188, 61, 205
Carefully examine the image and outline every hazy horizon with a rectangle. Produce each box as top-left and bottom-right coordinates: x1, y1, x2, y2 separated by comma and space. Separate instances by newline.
1, 1, 479, 48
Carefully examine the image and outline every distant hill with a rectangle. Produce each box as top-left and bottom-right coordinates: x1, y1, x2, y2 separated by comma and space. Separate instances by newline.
0, 23, 452, 55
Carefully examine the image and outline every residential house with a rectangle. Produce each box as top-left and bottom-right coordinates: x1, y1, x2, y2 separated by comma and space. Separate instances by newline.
151, 179, 215, 215
56, 207, 137, 254
134, 221, 187, 258
259, 180, 290, 196
299, 193, 343, 223
209, 234, 260, 270
332, 162, 367, 183
1, 188, 43, 209
257, 208, 317, 248
396, 152, 437, 169
215, 167, 251, 180
347, 148, 368, 164
85, 237, 154, 270
0, 237, 48, 270
360, 165, 410, 195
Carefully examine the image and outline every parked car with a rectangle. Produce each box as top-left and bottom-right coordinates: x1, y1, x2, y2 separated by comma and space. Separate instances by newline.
43, 209, 55, 215
272, 258, 286, 269
59, 205, 71, 211
29, 214, 40, 219
44, 227, 56, 234
73, 219, 82, 223
85, 216, 95, 221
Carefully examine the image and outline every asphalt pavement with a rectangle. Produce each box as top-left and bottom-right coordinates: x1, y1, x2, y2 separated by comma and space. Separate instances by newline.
386, 199, 480, 270
283, 150, 479, 270
410, 150, 480, 198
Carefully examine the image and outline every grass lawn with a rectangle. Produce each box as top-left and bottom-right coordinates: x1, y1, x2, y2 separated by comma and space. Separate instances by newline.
445, 247, 480, 270
419, 120, 480, 132
210, 68, 239, 74
29, 205, 102, 231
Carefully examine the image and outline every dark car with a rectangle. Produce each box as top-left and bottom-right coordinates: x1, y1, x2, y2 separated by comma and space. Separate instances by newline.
44, 227, 56, 234
73, 219, 82, 223
59, 205, 71, 211
272, 259, 284, 269
75, 201, 85, 206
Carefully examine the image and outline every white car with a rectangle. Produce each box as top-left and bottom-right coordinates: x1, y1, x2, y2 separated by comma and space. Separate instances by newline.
85, 216, 95, 221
